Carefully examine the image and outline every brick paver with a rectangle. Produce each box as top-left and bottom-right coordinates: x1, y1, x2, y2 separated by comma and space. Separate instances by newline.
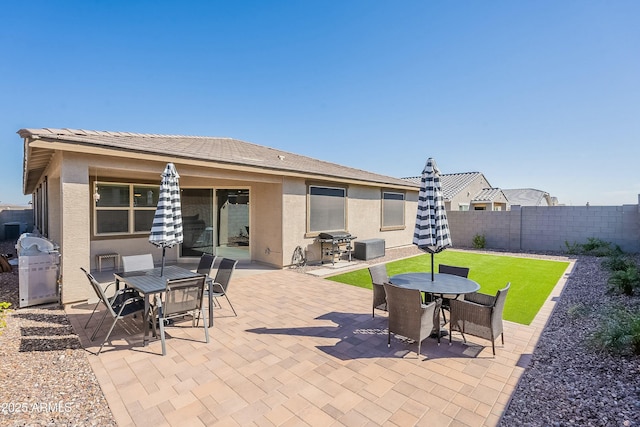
68, 261, 573, 426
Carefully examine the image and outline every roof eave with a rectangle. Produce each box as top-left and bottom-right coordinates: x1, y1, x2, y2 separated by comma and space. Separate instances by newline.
24, 137, 419, 192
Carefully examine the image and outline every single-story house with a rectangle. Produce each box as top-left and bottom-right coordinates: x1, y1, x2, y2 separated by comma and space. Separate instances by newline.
403, 171, 509, 211
469, 187, 510, 211
20, 128, 420, 305
502, 188, 557, 206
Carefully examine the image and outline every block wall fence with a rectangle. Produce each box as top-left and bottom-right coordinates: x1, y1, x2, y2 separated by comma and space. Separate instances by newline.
448, 202, 640, 254
3, 203, 640, 254
0, 207, 33, 241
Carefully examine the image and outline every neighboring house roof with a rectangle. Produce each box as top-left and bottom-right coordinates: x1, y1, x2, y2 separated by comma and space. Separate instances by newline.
503, 188, 552, 206
20, 128, 419, 194
401, 172, 488, 200
472, 188, 507, 203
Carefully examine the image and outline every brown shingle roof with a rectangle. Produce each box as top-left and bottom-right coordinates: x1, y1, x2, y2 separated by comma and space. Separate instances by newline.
20, 128, 419, 191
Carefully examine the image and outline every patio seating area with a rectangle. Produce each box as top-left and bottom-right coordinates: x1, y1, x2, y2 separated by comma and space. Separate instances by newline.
66, 263, 571, 426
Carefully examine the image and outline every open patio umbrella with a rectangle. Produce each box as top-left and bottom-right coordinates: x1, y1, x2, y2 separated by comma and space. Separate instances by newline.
149, 163, 183, 276
413, 157, 452, 281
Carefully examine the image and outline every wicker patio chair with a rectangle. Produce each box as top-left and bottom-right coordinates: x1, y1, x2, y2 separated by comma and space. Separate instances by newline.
81, 267, 145, 355
448, 283, 510, 356
151, 275, 209, 356
438, 264, 471, 323
383, 282, 442, 358
368, 264, 388, 317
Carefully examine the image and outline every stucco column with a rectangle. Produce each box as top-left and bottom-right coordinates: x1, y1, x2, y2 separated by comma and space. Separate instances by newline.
59, 155, 91, 305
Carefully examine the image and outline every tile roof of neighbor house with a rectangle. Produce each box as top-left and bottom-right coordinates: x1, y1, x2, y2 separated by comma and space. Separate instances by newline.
472, 187, 507, 202
401, 172, 488, 200
502, 188, 550, 206
19, 128, 419, 193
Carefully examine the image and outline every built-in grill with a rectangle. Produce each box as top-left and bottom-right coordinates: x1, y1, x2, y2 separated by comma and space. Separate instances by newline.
317, 232, 357, 265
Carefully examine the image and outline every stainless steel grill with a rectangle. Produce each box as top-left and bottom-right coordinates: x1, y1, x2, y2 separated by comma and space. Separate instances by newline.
317, 232, 357, 265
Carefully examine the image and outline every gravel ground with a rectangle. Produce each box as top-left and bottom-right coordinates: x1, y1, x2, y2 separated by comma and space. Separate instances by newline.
1, 240, 639, 426
500, 253, 640, 427
0, 240, 116, 427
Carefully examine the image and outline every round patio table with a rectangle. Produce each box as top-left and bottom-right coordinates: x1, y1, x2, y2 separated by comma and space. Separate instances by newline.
389, 273, 480, 296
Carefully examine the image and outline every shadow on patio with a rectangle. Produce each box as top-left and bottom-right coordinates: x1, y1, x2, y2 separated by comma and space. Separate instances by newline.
247, 311, 483, 361
63, 268, 567, 426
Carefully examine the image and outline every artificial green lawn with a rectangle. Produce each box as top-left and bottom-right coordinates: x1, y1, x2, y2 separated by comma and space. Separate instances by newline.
326, 250, 570, 325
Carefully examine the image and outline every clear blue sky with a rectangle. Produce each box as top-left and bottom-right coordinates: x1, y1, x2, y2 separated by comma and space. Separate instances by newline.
1, 1, 638, 206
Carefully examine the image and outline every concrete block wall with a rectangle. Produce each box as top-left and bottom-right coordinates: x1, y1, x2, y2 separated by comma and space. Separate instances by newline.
448, 204, 640, 254
0, 207, 34, 241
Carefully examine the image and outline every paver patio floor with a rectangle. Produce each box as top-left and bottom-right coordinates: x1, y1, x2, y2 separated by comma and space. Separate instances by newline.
67, 263, 573, 426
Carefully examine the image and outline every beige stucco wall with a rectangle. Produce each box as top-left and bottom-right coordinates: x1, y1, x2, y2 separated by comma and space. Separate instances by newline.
26, 148, 419, 301
44, 153, 63, 245
59, 153, 91, 304
347, 185, 417, 249
83, 157, 285, 270
250, 181, 284, 267
281, 177, 312, 264
280, 178, 418, 265
448, 175, 491, 211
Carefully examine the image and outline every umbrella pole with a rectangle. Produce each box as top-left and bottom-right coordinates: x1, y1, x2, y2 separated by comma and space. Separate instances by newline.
431, 253, 435, 281
161, 247, 166, 276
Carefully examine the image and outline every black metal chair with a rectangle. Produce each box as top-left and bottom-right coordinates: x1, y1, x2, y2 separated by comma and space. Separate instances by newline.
81, 267, 145, 355
368, 264, 388, 317
449, 283, 510, 356
197, 253, 216, 275
383, 282, 441, 358
152, 275, 209, 356
206, 258, 238, 317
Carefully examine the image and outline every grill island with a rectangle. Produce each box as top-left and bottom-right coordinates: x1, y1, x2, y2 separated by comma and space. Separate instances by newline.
317, 232, 357, 265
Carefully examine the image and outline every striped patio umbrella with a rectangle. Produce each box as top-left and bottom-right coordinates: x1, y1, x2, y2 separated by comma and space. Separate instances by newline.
149, 163, 183, 275
413, 157, 452, 281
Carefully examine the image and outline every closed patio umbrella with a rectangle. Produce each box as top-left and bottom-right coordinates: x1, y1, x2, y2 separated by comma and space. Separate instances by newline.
149, 163, 183, 276
413, 157, 452, 281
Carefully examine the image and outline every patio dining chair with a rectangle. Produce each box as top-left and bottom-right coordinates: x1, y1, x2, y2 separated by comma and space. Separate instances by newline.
197, 253, 217, 278
368, 264, 388, 317
151, 275, 209, 356
383, 282, 442, 358
438, 264, 470, 323
122, 254, 154, 272
449, 283, 510, 356
81, 267, 146, 355
202, 257, 238, 318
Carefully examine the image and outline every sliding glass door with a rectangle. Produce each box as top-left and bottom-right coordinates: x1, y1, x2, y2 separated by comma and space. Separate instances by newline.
180, 188, 214, 257
180, 188, 250, 260
215, 189, 250, 260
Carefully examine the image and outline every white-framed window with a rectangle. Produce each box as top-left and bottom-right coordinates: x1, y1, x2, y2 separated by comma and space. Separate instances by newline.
381, 191, 405, 229
459, 203, 470, 211
308, 185, 346, 233
94, 182, 159, 235
493, 206, 502, 211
